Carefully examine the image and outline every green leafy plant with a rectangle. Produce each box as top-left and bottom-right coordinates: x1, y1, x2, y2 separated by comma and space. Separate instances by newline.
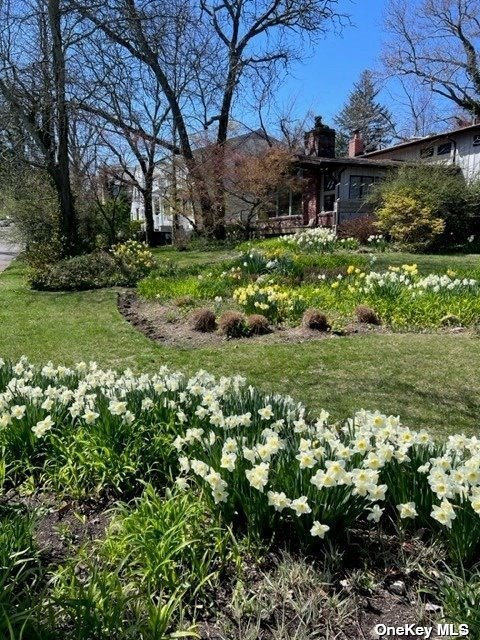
0, 506, 44, 638
50, 487, 233, 639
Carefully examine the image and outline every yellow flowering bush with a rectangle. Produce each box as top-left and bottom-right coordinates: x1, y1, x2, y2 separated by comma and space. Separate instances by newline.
376, 192, 445, 249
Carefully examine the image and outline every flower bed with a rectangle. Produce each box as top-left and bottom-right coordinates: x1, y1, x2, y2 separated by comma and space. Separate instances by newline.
1, 356, 480, 564
3, 356, 480, 637
139, 233, 480, 330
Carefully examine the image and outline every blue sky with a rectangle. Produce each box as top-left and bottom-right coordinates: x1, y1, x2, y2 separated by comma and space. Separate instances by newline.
274, 0, 387, 126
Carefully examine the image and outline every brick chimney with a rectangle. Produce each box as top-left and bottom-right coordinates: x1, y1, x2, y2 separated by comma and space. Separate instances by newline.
304, 116, 336, 158
349, 130, 364, 157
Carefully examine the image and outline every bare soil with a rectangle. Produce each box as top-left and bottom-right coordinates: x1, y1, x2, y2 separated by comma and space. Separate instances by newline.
2, 488, 112, 565
117, 291, 383, 349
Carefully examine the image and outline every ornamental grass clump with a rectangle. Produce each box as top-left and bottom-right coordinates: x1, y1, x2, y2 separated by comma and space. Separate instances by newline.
302, 309, 330, 331
189, 308, 217, 332
355, 305, 381, 325
218, 311, 249, 337
246, 314, 271, 335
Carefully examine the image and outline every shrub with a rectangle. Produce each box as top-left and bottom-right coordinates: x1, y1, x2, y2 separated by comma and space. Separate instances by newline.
29, 241, 157, 292
376, 191, 445, 250
355, 305, 381, 325
28, 251, 124, 291
247, 314, 271, 335
218, 311, 249, 337
189, 308, 217, 332
370, 164, 470, 250
0, 168, 62, 268
302, 308, 330, 331
337, 216, 378, 244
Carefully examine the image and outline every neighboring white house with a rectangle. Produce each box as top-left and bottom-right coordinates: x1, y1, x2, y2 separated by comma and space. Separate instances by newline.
130, 161, 193, 235
362, 121, 480, 181
130, 129, 274, 235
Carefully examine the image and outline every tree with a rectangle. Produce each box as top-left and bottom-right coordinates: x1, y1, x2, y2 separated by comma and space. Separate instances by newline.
71, 19, 189, 246
0, 0, 78, 257
333, 70, 395, 155
186, 135, 304, 237
384, 0, 480, 118
70, 0, 344, 239
384, 76, 444, 140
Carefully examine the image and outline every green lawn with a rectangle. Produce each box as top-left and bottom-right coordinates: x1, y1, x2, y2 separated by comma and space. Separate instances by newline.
373, 251, 480, 273
1, 253, 480, 437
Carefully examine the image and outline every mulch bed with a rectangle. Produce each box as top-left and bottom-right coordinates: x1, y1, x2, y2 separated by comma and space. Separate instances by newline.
117, 291, 383, 349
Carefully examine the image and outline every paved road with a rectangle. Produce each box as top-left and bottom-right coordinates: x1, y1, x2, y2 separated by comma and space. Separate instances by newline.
0, 227, 21, 272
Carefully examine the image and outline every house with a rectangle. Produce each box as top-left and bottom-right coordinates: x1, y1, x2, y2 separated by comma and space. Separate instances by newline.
130, 129, 274, 239
258, 117, 403, 235
130, 161, 193, 242
131, 118, 480, 238
362, 121, 480, 180
263, 117, 480, 235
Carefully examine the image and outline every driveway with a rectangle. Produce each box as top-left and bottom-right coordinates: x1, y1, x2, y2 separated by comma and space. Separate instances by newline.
0, 227, 21, 272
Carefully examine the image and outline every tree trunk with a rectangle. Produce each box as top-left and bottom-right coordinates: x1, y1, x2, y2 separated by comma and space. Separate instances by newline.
143, 168, 155, 246
48, 0, 77, 256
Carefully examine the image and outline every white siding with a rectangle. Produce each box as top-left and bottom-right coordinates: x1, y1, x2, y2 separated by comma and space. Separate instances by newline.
129, 163, 192, 232
367, 130, 480, 181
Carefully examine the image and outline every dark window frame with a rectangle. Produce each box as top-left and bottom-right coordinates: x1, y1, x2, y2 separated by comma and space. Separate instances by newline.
269, 188, 302, 218
437, 142, 452, 156
420, 146, 434, 158
348, 175, 382, 200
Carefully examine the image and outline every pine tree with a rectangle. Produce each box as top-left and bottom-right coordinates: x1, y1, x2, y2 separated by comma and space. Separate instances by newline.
334, 70, 395, 156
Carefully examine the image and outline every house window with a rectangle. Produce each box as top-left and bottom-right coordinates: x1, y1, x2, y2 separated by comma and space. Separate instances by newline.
271, 188, 302, 217
437, 142, 452, 155
420, 146, 434, 158
349, 175, 380, 199
473, 135, 480, 147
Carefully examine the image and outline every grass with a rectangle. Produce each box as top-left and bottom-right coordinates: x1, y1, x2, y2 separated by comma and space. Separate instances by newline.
1, 254, 480, 437
373, 251, 480, 274
2, 246, 480, 639
151, 246, 238, 267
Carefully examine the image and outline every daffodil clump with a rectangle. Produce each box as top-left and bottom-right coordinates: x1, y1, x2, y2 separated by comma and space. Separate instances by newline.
226, 249, 299, 279
341, 263, 479, 298
324, 263, 480, 327
111, 239, 157, 283
367, 234, 388, 251
2, 356, 480, 561
233, 282, 306, 322
175, 400, 480, 562
283, 228, 359, 252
